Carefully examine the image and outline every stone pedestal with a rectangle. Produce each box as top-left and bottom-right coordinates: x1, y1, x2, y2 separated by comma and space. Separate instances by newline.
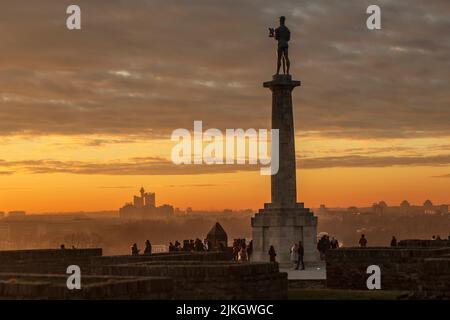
251, 74, 318, 265
252, 203, 318, 265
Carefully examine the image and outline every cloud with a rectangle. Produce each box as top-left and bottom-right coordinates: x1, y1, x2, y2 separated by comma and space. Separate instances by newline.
167, 184, 223, 188
0, 171, 14, 175
97, 186, 136, 189
0, 0, 449, 140
0, 157, 253, 176
432, 174, 450, 178
2, 152, 450, 175
299, 154, 450, 169
82, 138, 138, 147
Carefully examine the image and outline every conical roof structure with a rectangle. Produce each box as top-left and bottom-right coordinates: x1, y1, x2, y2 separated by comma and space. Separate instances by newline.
207, 222, 227, 241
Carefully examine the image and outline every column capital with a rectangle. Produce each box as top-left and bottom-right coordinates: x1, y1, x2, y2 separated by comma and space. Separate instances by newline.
263, 74, 301, 89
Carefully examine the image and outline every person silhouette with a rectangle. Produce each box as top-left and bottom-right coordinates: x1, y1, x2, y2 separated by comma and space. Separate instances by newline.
269, 16, 291, 75
144, 240, 152, 255
268, 245, 277, 262
390, 236, 397, 247
359, 234, 367, 248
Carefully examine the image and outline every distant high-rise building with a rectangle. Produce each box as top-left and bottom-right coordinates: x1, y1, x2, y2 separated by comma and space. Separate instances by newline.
144, 192, 155, 207
133, 195, 144, 208
317, 204, 328, 214
119, 187, 173, 220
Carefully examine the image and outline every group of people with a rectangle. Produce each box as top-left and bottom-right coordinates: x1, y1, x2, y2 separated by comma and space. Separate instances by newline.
130, 233, 450, 264
168, 240, 182, 252
317, 235, 339, 260
232, 239, 253, 262
289, 241, 305, 270
168, 238, 210, 252
267, 235, 340, 265
131, 238, 215, 255
131, 240, 152, 256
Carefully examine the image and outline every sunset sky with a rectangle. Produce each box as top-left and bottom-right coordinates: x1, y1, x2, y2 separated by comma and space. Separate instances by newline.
1, 0, 449, 213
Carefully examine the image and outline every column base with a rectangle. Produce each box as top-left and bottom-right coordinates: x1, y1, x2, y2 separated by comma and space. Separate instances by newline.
251, 204, 319, 264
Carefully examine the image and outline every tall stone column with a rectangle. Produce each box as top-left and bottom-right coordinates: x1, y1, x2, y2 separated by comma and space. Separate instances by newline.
264, 75, 299, 208
251, 74, 318, 266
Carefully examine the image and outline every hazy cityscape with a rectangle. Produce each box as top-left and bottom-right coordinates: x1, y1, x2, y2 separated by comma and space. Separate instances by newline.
1, 187, 448, 255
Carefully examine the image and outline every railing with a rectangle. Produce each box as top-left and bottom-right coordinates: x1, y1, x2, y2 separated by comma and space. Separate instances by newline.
151, 244, 168, 253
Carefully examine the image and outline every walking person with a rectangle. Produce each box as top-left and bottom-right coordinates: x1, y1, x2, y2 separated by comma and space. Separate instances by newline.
238, 247, 248, 261
144, 240, 152, 255
296, 241, 305, 270
268, 245, 277, 263
317, 236, 327, 260
331, 237, 339, 249
246, 240, 253, 261
232, 245, 240, 261
290, 243, 299, 269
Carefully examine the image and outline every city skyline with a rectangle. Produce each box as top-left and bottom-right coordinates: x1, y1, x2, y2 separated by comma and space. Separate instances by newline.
1, 0, 450, 212
1, 184, 448, 214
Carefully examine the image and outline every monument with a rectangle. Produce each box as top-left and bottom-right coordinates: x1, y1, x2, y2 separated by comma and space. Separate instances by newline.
251, 16, 318, 265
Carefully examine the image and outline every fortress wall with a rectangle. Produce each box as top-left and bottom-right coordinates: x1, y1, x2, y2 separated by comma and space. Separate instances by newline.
0, 273, 173, 299
326, 247, 450, 290
398, 239, 450, 248
0, 249, 228, 274
102, 261, 287, 300
0, 248, 102, 261
90, 251, 229, 268
414, 256, 450, 299
0, 249, 287, 299
0, 248, 102, 274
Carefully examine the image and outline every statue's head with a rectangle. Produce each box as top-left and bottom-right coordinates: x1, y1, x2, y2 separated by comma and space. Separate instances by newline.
279, 16, 286, 25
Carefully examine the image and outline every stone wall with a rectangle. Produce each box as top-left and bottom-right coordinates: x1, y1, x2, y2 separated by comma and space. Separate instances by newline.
0, 249, 287, 299
0, 248, 102, 262
0, 273, 172, 299
0, 248, 102, 274
0, 249, 228, 274
102, 261, 288, 300
398, 239, 450, 248
326, 247, 450, 290
91, 251, 229, 267
413, 256, 450, 299
288, 279, 326, 289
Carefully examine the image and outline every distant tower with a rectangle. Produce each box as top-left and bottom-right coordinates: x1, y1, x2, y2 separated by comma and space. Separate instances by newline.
140, 187, 145, 198
144, 192, 156, 207
133, 195, 143, 207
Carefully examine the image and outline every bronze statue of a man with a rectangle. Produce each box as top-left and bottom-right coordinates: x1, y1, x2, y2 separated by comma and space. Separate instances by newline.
269, 16, 291, 75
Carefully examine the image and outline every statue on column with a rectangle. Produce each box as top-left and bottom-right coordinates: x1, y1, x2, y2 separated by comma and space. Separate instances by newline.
268, 16, 291, 75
